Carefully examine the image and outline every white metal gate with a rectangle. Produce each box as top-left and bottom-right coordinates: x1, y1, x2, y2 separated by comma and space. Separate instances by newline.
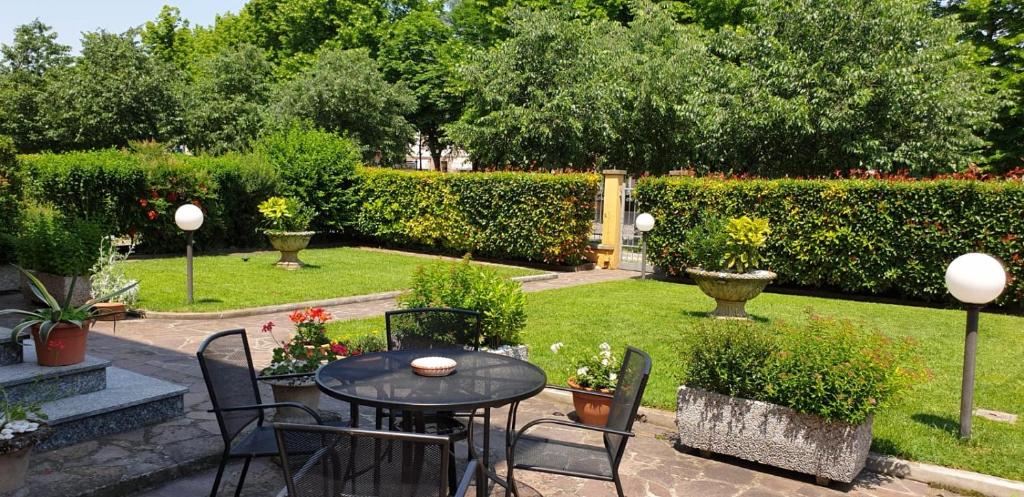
619, 177, 643, 271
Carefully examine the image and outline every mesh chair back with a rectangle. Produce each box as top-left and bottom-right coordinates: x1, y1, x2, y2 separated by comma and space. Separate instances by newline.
603, 347, 652, 465
197, 329, 263, 443
386, 308, 482, 351
274, 422, 450, 497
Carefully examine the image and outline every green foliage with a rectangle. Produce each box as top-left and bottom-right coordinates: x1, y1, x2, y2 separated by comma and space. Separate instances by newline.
204, 153, 282, 247
723, 216, 769, 273
549, 341, 622, 390
267, 48, 416, 165
38, 30, 180, 151
0, 20, 71, 152
259, 308, 354, 376
348, 331, 387, 354
0, 136, 18, 263
636, 176, 1024, 307
356, 168, 599, 265
14, 208, 106, 276
258, 196, 315, 232
175, 44, 274, 154
685, 315, 926, 424
400, 257, 526, 347
256, 127, 361, 233
679, 216, 728, 271
89, 238, 139, 307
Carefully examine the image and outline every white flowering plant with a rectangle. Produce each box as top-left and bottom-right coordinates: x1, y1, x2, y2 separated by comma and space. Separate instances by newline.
549, 342, 621, 392
0, 390, 47, 453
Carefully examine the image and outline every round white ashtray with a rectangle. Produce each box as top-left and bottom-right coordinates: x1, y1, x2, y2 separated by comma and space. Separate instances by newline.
411, 357, 457, 377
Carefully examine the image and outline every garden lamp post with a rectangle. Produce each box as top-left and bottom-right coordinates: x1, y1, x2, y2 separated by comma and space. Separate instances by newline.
174, 204, 204, 305
944, 253, 1006, 440
636, 213, 655, 279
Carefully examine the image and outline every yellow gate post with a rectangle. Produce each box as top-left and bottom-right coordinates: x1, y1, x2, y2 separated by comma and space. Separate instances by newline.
595, 169, 625, 269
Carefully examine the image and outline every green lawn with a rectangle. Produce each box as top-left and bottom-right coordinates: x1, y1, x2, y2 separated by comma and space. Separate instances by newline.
327, 278, 1024, 480
125, 247, 539, 312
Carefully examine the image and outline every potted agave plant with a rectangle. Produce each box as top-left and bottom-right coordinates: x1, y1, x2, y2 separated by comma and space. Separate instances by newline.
684, 215, 776, 319
259, 308, 362, 422
258, 196, 316, 269
1, 266, 138, 367
549, 342, 620, 426
0, 392, 52, 494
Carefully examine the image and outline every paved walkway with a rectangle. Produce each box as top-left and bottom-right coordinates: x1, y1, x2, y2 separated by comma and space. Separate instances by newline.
0, 268, 966, 497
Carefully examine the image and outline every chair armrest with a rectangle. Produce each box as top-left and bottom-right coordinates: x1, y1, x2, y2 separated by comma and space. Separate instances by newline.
545, 384, 615, 399
257, 372, 315, 382
210, 402, 324, 424
454, 460, 479, 497
511, 417, 634, 451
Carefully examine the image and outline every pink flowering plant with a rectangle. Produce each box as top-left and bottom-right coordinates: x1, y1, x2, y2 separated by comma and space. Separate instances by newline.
549, 342, 621, 392
260, 308, 362, 377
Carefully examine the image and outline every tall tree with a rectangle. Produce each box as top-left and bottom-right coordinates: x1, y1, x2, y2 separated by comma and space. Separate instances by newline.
378, 8, 465, 170
39, 30, 181, 151
176, 44, 275, 153
269, 47, 416, 164
0, 20, 71, 152
933, 0, 1023, 171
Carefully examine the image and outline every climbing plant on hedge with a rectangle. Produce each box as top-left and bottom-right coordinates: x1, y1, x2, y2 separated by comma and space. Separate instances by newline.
636, 177, 1024, 308
356, 169, 599, 265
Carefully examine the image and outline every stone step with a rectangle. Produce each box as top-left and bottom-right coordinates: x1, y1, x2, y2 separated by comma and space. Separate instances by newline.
37, 367, 188, 451
0, 326, 23, 366
0, 347, 110, 404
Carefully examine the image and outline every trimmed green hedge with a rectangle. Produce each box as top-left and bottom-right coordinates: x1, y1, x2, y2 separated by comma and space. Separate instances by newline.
356, 169, 599, 265
636, 177, 1024, 308
0, 136, 18, 263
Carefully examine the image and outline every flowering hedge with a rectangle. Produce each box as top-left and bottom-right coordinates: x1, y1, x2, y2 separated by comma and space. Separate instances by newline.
355, 169, 600, 265
636, 177, 1024, 308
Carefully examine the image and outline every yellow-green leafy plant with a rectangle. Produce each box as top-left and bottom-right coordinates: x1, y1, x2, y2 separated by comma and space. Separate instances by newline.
258, 196, 315, 233
723, 216, 770, 273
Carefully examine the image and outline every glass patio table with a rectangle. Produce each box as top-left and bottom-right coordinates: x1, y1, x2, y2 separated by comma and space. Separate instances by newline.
316, 349, 547, 496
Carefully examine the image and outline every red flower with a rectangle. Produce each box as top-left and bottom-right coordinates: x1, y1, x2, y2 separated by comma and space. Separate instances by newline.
167, 192, 178, 203
307, 307, 332, 322
138, 198, 148, 207
150, 190, 159, 199
147, 210, 158, 221
192, 199, 202, 207
288, 310, 305, 324
261, 321, 275, 333
330, 343, 349, 356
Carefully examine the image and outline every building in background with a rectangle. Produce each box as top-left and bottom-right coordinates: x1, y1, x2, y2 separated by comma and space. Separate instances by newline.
404, 133, 473, 172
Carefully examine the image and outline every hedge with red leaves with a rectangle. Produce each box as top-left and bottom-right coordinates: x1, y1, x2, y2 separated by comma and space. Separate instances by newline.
636, 176, 1024, 308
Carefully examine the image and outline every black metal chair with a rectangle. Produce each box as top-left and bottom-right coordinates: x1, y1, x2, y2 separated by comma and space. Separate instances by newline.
505, 346, 652, 497
382, 308, 483, 491
196, 329, 347, 497
273, 422, 482, 497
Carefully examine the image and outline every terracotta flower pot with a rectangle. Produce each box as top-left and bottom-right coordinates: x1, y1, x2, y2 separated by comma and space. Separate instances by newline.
568, 377, 613, 426
92, 302, 127, 322
31, 321, 91, 367
266, 231, 315, 269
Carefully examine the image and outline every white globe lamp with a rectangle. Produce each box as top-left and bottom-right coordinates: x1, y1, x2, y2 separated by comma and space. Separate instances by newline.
174, 204, 205, 304
945, 252, 1006, 440
636, 213, 655, 233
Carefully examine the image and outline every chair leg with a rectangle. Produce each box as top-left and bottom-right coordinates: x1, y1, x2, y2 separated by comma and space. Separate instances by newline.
448, 446, 458, 496
209, 451, 229, 497
613, 473, 625, 497
234, 456, 252, 497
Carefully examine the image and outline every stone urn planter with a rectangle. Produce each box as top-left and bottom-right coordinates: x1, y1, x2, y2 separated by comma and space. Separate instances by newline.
20, 271, 92, 307
31, 321, 92, 367
686, 268, 777, 319
567, 378, 613, 426
676, 386, 872, 485
262, 376, 321, 422
481, 344, 529, 361
0, 423, 52, 494
266, 231, 315, 269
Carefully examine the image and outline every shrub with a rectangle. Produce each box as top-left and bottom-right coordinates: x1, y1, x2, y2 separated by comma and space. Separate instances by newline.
0, 136, 18, 264
685, 315, 926, 424
357, 169, 599, 265
204, 154, 281, 247
258, 196, 314, 233
636, 177, 1024, 308
400, 257, 526, 347
256, 127, 361, 234
89, 238, 139, 307
15, 207, 106, 276
680, 216, 728, 271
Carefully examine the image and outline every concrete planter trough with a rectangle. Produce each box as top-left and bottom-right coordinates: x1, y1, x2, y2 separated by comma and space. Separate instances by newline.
676, 386, 873, 485
20, 271, 92, 307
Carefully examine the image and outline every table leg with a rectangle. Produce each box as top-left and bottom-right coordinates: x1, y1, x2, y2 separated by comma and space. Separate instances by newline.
350, 402, 359, 428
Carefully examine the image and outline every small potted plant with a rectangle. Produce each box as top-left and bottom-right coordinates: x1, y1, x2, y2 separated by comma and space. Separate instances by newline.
549, 342, 620, 426
89, 237, 139, 321
1, 266, 138, 367
259, 308, 362, 422
684, 215, 776, 319
258, 196, 316, 269
0, 391, 52, 494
